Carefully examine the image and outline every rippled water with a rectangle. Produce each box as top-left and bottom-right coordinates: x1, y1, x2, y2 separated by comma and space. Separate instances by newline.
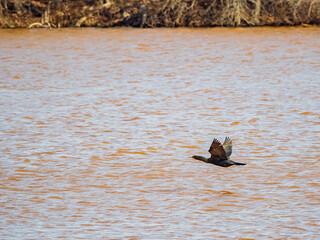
0, 28, 319, 239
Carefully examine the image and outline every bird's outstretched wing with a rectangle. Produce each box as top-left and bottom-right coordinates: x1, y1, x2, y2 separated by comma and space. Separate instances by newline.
208, 138, 227, 159
222, 137, 232, 158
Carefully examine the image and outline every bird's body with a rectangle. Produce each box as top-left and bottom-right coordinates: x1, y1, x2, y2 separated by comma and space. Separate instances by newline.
192, 137, 246, 167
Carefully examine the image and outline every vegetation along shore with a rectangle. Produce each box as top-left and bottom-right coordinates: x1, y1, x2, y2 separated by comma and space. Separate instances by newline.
0, 0, 320, 28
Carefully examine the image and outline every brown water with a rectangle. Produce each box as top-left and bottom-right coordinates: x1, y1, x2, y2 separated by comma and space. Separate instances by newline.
0, 28, 319, 239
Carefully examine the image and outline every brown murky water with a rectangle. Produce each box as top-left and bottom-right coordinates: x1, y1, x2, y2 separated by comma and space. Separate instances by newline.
0, 28, 319, 239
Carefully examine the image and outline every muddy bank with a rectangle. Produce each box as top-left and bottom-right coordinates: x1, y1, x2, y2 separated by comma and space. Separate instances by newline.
1, 0, 320, 28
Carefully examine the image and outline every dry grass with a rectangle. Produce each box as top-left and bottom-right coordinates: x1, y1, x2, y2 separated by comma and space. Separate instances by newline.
0, 0, 319, 28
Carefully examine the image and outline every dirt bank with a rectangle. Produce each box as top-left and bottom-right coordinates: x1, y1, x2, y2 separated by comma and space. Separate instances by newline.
1, 0, 320, 28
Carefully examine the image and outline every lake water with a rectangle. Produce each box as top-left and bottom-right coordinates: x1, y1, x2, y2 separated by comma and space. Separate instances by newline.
0, 27, 319, 239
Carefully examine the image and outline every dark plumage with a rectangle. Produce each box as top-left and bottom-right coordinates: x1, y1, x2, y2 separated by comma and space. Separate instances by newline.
192, 137, 246, 167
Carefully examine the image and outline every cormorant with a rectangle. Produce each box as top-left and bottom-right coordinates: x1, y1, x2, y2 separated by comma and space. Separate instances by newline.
192, 137, 246, 167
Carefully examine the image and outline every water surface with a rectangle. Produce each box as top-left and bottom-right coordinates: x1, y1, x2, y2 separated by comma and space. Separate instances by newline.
0, 27, 319, 239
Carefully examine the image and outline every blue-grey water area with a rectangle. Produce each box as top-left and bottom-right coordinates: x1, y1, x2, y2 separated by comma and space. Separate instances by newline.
0, 27, 319, 239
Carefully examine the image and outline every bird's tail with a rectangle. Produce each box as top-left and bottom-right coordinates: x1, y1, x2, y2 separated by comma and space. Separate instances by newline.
233, 161, 246, 166
192, 155, 208, 162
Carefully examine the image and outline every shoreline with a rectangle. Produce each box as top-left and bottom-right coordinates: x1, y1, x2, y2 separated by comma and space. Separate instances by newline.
1, 0, 320, 29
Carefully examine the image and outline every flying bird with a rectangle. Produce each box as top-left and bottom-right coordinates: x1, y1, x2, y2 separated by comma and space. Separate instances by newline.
192, 137, 246, 167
